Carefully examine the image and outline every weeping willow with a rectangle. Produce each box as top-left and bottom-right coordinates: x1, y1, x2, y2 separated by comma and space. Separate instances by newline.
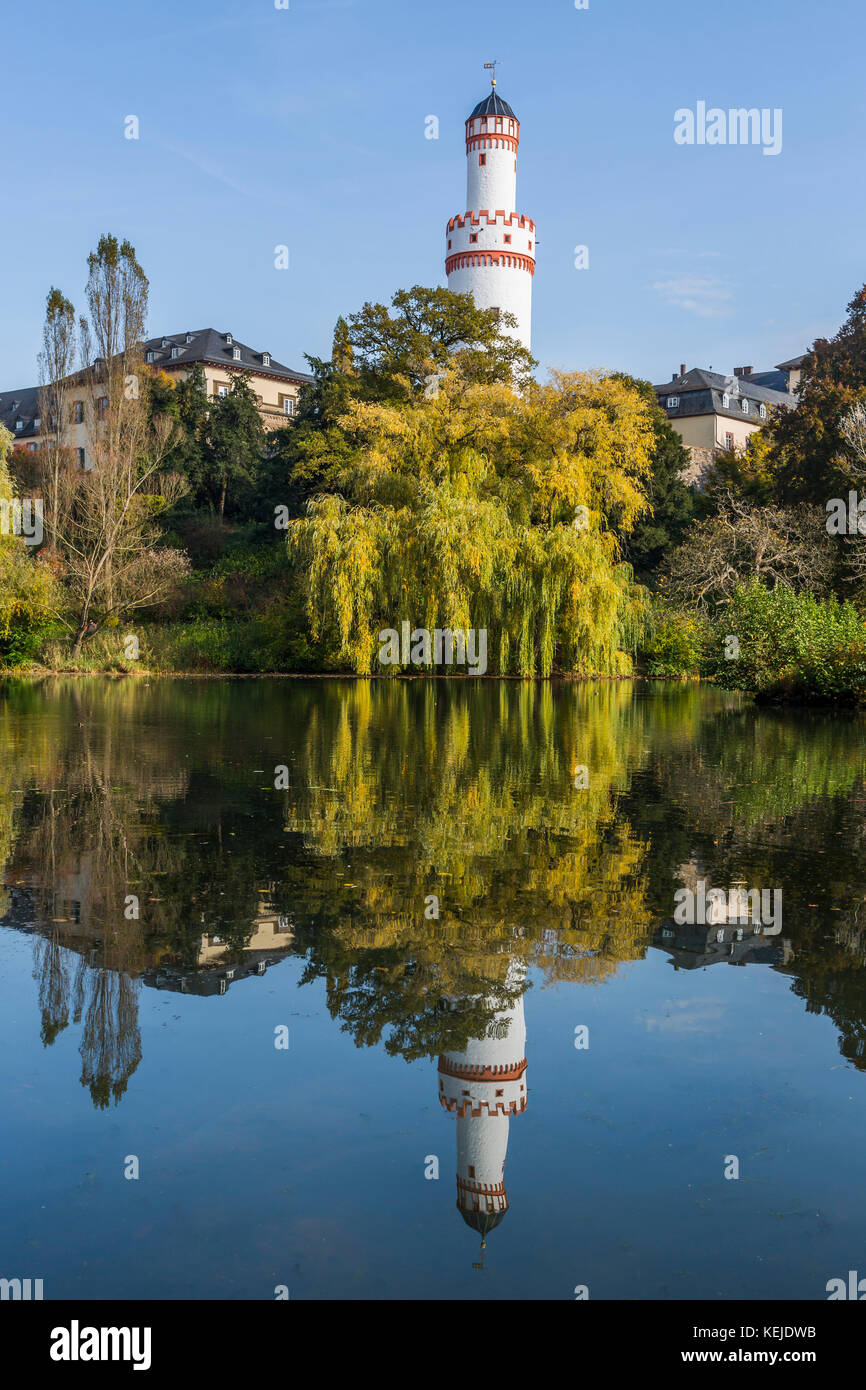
290, 370, 655, 676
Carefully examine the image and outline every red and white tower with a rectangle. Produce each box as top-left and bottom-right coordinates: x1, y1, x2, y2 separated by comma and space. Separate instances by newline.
438, 963, 528, 1246
445, 66, 535, 352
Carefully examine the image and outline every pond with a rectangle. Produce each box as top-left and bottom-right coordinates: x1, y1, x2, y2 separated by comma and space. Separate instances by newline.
1, 677, 865, 1300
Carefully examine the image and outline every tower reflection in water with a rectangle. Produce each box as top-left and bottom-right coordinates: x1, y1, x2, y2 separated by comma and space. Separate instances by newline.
438, 963, 527, 1256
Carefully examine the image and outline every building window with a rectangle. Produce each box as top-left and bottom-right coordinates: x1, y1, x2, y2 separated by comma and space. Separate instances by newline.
504, 234, 512, 244
282, 397, 294, 416
725, 432, 734, 450
34, 416, 41, 428
97, 396, 108, 420
528, 240, 532, 250
28, 442, 36, 452
478, 153, 486, 166
469, 233, 478, 243
667, 396, 679, 409
759, 403, 767, 419
146, 350, 154, 363
232, 346, 241, 361
217, 384, 229, 398
481, 118, 487, 131
73, 401, 84, 424
14, 418, 23, 431
225, 332, 233, 345
171, 346, 179, 359
468, 1166, 476, 1179
495, 1088, 504, 1097
447, 240, 451, 249
77, 448, 86, 469
722, 393, 730, 408
741, 399, 749, 413
262, 352, 270, 367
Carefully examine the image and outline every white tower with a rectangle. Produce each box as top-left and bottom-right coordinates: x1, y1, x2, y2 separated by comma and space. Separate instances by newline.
438, 963, 528, 1245
445, 66, 535, 352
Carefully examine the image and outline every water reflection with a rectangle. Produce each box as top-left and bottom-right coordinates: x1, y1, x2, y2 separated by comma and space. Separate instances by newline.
3, 675, 866, 1112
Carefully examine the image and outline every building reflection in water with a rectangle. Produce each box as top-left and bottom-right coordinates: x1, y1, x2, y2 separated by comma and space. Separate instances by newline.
438, 962, 527, 1255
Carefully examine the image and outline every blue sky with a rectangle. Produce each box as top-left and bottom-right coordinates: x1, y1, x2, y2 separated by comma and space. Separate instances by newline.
2, 0, 864, 389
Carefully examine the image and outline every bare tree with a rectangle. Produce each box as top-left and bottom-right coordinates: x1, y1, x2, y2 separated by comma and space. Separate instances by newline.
37, 288, 78, 549
51, 235, 189, 654
841, 402, 866, 476
661, 492, 834, 609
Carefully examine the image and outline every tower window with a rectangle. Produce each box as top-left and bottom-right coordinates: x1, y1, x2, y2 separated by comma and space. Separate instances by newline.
469, 233, 478, 243
478, 153, 486, 166
504, 234, 511, 244
468, 1166, 476, 1178
447, 240, 451, 249
528, 241, 532, 250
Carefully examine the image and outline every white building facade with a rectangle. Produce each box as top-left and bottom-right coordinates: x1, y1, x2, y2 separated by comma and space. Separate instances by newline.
445, 83, 535, 353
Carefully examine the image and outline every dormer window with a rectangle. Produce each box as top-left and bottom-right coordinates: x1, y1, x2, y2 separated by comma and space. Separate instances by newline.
225, 332, 233, 345
34, 416, 41, 429
161, 338, 168, 348
14, 418, 23, 430
741, 399, 749, 413
232, 346, 241, 361
171, 346, 179, 358
262, 352, 270, 367
722, 393, 730, 408
759, 403, 767, 420
146, 350, 155, 363
185, 333, 193, 344
667, 396, 679, 409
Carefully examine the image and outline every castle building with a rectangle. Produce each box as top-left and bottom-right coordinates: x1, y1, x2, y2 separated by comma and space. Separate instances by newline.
445, 70, 535, 352
438, 964, 528, 1247
0, 328, 311, 471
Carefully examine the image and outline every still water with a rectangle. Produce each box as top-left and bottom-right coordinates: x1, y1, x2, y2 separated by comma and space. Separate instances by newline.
1, 677, 865, 1300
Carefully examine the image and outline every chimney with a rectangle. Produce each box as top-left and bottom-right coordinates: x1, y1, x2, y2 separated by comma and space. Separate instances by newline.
680, 363, 686, 377
733, 366, 754, 378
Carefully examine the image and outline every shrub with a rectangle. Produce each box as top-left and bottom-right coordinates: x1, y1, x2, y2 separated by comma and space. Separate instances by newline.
639, 601, 708, 677
704, 581, 866, 702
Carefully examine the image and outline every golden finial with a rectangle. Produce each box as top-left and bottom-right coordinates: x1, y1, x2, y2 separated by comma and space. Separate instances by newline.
483, 60, 500, 90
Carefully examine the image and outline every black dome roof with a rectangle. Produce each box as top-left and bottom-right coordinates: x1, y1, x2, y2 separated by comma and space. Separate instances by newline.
469, 91, 517, 121
459, 1206, 507, 1236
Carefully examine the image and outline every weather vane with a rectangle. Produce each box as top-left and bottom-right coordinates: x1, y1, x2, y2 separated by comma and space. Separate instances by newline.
483, 59, 500, 89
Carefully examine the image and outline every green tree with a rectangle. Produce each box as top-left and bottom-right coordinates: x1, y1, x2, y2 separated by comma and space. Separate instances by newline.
613, 375, 697, 581
766, 283, 866, 502
268, 286, 537, 517
203, 373, 265, 518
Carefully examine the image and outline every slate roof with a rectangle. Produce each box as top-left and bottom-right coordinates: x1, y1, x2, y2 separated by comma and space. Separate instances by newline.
653, 367, 794, 422
142, 328, 313, 384
0, 384, 41, 441
469, 91, 517, 120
